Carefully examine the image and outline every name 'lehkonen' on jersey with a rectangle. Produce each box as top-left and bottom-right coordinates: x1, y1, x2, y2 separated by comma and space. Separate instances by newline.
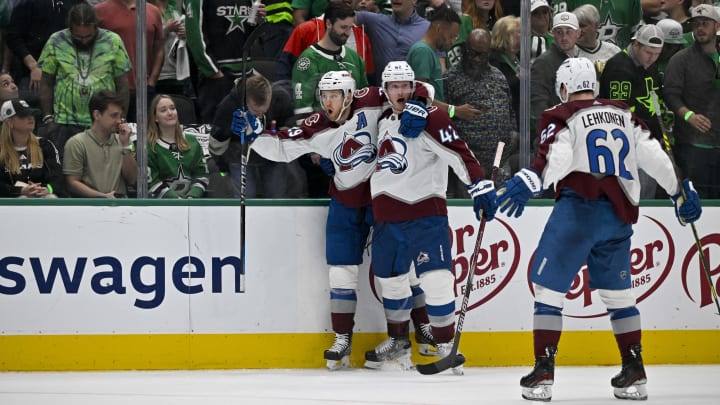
580, 110, 626, 129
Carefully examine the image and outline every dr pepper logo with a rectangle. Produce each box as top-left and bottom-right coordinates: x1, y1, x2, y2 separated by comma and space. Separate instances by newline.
527, 215, 673, 318
681, 233, 720, 309
451, 217, 520, 312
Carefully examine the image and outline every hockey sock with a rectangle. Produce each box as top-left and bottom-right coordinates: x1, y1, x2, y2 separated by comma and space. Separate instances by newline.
608, 306, 642, 358
533, 301, 563, 357
330, 288, 357, 334
387, 320, 410, 338
410, 284, 430, 326
430, 324, 455, 344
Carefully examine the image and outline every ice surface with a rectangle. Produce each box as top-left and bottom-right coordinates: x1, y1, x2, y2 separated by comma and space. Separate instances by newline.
1, 365, 718, 404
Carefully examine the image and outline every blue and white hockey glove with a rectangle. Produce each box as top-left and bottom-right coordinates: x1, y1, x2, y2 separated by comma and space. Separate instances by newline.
398, 100, 428, 139
319, 157, 335, 177
467, 179, 497, 221
496, 168, 543, 218
231, 108, 263, 144
670, 179, 702, 226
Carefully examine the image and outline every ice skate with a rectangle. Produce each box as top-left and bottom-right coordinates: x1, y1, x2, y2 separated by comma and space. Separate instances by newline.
611, 344, 648, 400
436, 342, 465, 375
364, 336, 413, 370
324, 333, 351, 370
520, 345, 557, 402
414, 323, 438, 357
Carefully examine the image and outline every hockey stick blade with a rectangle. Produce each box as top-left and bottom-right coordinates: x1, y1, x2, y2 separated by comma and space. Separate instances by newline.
416, 142, 505, 375
416, 353, 466, 375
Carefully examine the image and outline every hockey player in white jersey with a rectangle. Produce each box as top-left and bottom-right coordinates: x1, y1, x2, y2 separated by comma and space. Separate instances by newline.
495, 58, 702, 401
241, 70, 436, 369
365, 61, 498, 373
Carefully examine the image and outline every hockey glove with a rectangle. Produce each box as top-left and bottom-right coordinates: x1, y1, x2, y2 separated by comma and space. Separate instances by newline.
467, 179, 497, 221
670, 179, 702, 226
496, 168, 543, 218
398, 100, 428, 139
231, 108, 263, 144
319, 157, 335, 177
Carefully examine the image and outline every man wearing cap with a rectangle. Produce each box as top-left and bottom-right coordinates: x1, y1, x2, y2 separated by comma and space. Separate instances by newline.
656, 18, 688, 76
663, 4, 720, 198
530, 0, 554, 63
599, 24, 665, 199
552, 0, 643, 49
530, 11, 580, 147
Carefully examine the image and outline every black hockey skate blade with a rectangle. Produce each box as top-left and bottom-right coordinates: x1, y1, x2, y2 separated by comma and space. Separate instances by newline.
416, 353, 466, 375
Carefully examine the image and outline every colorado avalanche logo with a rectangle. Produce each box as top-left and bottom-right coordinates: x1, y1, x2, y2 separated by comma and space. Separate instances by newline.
332, 130, 377, 172
376, 130, 408, 174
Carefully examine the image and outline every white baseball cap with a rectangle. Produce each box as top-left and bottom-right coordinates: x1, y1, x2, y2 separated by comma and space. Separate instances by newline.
656, 19, 687, 45
531, 0, 551, 13
689, 4, 720, 22
632, 24, 665, 48
553, 12, 579, 30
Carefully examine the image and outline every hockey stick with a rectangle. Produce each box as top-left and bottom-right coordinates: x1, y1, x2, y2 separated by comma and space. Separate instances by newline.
236, 20, 266, 276
649, 91, 720, 315
417, 141, 505, 375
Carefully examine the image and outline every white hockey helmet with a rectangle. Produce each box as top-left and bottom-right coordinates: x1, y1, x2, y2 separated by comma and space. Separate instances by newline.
555, 57, 598, 102
381, 61, 415, 91
317, 70, 356, 98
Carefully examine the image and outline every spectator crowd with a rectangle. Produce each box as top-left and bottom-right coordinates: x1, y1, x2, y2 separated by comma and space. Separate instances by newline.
0, 0, 718, 199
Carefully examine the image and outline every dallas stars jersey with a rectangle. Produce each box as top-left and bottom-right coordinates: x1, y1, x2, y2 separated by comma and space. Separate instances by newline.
371, 106, 485, 222
185, 0, 259, 78
553, 0, 642, 49
147, 135, 209, 199
292, 44, 368, 116
532, 99, 678, 223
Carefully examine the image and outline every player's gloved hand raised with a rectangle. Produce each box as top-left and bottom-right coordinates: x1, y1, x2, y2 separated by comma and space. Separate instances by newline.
496, 168, 543, 218
231, 108, 263, 144
670, 179, 702, 226
467, 179, 497, 221
319, 158, 335, 177
398, 100, 428, 138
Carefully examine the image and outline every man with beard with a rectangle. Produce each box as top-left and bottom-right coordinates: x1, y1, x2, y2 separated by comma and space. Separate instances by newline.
530, 12, 580, 149
663, 4, 720, 198
292, 1, 368, 118
277, 0, 374, 82
38, 2, 130, 159
446, 28, 516, 197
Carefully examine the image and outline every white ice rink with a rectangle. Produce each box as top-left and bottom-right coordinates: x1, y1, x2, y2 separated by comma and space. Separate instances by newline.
1, 365, 718, 404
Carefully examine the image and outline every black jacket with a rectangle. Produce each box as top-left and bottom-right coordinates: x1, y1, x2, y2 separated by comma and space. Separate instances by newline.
0, 137, 65, 197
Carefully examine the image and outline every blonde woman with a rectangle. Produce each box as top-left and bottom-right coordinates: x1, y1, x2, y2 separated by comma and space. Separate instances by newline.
489, 15, 521, 121
147, 94, 208, 198
0, 99, 63, 198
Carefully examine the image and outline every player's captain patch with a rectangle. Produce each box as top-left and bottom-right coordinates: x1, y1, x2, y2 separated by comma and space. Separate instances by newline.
417, 252, 430, 264
296, 57, 311, 71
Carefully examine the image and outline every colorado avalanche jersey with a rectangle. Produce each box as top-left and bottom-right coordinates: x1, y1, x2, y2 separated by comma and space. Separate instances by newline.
251, 86, 385, 207
251, 83, 434, 207
371, 106, 485, 222
532, 98, 678, 224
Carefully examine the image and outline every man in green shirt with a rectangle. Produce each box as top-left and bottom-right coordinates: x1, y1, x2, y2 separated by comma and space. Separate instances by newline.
38, 2, 131, 159
292, 1, 368, 118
